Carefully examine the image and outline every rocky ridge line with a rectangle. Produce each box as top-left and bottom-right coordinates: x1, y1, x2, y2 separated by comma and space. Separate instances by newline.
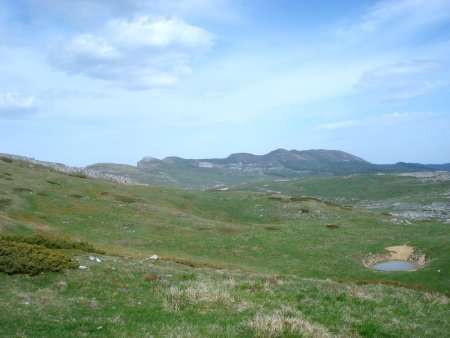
0, 153, 137, 185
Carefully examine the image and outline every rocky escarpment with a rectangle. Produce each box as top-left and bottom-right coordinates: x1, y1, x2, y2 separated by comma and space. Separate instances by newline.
0, 153, 137, 185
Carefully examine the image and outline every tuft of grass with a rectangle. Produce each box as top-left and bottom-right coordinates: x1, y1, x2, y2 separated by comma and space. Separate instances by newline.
68, 194, 83, 198
161, 278, 236, 313
46, 180, 61, 185
247, 306, 333, 338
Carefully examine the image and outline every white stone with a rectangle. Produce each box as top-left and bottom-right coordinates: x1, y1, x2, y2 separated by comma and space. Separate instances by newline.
79, 265, 87, 269
149, 255, 159, 260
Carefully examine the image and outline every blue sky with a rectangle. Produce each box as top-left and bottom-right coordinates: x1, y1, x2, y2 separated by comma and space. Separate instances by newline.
1, 0, 449, 166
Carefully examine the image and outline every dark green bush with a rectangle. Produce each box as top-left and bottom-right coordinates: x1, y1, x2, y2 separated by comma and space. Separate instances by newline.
13, 187, 33, 193
0, 198, 13, 209
0, 156, 13, 163
113, 194, 140, 203
0, 233, 104, 254
69, 172, 87, 179
0, 239, 78, 275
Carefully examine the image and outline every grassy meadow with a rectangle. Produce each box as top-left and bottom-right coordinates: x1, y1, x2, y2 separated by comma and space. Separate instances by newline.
0, 158, 449, 337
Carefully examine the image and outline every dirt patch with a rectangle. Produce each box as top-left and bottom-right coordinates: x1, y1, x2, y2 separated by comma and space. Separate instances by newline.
385, 245, 414, 260
363, 245, 426, 268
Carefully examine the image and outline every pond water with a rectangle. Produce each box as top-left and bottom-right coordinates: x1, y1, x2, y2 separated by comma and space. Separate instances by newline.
372, 260, 416, 271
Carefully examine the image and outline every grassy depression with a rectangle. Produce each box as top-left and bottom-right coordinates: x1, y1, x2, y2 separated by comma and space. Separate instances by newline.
0, 159, 449, 336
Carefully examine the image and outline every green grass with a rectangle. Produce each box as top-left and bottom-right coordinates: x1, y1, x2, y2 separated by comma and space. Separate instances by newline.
0, 254, 448, 337
0, 159, 449, 336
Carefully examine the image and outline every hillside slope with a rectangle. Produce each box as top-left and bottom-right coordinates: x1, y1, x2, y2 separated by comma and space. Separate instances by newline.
1, 155, 449, 337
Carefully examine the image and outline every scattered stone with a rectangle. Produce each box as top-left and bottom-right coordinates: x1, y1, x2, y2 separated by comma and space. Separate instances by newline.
149, 255, 159, 261
79, 265, 87, 269
89, 256, 101, 263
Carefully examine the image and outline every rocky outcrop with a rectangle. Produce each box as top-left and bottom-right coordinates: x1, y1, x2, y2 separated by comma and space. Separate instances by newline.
0, 153, 137, 185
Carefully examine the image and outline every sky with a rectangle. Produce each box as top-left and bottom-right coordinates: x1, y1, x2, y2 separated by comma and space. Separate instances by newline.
1, 0, 449, 166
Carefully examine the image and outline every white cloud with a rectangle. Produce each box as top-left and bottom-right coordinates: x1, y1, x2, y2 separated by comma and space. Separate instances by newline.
383, 80, 449, 101
318, 112, 432, 130
48, 16, 215, 90
339, 0, 450, 38
359, 60, 439, 85
0, 92, 38, 118
355, 60, 448, 101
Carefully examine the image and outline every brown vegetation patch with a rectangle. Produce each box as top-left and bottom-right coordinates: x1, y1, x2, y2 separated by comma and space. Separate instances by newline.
265, 225, 282, 231
146, 274, 161, 282
326, 224, 340, 229
219, 226, 240, 233
198, 226, 214, 231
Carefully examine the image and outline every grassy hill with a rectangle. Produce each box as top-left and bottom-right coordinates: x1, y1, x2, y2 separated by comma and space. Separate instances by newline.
1, 157, 449, 337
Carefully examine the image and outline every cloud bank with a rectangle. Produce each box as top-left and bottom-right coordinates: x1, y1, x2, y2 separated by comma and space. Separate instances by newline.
48, 16, 215, 90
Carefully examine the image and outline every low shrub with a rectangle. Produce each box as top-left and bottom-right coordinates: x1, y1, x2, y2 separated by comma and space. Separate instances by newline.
326, 224, 340, 229
69, 172, 87, 179
265, 225, 281, 231
113, 194, 140, 203
0, 239, 78, 275
13, 187, 33, 193
0, 156, 13, 163
68, 194, 83, 198
0, 198, 13, 209
290, 196, 309, 202
0, 233, 104, 254
46, 180, 61, 185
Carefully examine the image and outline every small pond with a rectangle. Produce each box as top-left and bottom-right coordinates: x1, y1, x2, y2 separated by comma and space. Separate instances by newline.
372, 260, 416, 271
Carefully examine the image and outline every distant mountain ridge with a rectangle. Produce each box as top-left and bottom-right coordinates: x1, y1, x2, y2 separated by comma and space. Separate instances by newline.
93, 149, 449, 188
2, 150, 448, 189
137, 149, 367, 167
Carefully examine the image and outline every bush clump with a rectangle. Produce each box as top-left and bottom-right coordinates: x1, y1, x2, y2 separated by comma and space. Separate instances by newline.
0, 239, 78, 275
0, 233, 104, 254
0, 156, 13, 163
113, 194, 140, 203
69, 172, 87, 179
13, 187, 33, 193
0, 198, 13, 209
